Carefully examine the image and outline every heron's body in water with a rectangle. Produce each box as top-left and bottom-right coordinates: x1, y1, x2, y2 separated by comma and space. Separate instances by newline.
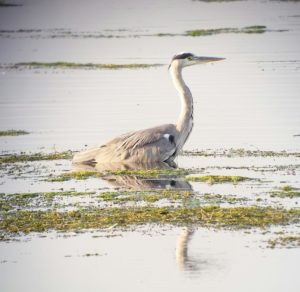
73, 52, 224, 166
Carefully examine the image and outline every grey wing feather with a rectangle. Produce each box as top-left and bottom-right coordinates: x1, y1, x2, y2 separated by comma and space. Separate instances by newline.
73, 124, 178, 164
114, 124, 176, 150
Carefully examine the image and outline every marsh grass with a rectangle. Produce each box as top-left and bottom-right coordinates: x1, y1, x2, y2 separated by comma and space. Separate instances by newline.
201, 193, 248, 204
186, 28, 235, 36
1, 206, 299, 239
185, 25, 267, 36
0, 25, 286, 41
270, 185, 300, 198
47, 168, 189, 182
268, 235, 300, 248
187, 175, 250, 184
0, 130, 29, 136
182, 148, 300, 157
47, 171, 102, 182
7, 62, 164, 70
0, 151, 72, 164
98, 190, 192, 203
0, 1, 22, 7
0, 191, 96, 211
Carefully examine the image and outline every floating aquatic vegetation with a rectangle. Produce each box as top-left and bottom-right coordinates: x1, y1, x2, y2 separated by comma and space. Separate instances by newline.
268, 235, 300, 248
47, 168, 189, 182
242, 25, 268, 33
200, 193, 249, 205
0, 130, 29, 136
3, 62, 164, 70
192, 0, 243, 2
82, 253, 101, 257
98, 190, 192, 203
186, 28, 236, 36
0, 151, 72, 164
0, 189, 248, 213
47, 171, 102, 182
185, 25, 267, 36
182, 148, 300, 157
154, 33, 179, 37
0, 206, 299, 240
270, 185, 300, 198
0, 191, 96, 212
0, 1, 22, 7
187, 175, 250, 184
0, 25, 286, 41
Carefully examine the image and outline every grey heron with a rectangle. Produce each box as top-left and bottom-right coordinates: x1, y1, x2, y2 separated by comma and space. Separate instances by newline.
73, 52, 224, 166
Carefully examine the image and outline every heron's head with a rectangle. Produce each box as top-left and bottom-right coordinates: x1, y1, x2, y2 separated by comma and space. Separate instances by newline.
168, 52, 225, 70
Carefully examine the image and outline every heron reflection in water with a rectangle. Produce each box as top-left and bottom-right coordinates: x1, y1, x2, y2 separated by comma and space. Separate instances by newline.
72, 160, 192, 190
73, 161, 203, 273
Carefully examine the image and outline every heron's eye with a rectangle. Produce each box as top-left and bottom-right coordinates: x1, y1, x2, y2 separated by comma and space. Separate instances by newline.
187, 57, 192, 61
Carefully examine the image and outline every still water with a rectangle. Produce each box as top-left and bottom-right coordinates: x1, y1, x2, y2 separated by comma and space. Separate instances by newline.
0, 0, 300, 291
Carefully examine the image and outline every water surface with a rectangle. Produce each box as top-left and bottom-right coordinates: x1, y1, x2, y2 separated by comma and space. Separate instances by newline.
0, 1, 300, 291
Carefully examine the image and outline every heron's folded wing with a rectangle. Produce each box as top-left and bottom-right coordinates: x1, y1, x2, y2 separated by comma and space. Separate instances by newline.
114, 124, 176, 151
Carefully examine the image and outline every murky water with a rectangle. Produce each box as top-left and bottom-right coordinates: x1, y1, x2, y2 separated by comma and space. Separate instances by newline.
1, 0, 300, 291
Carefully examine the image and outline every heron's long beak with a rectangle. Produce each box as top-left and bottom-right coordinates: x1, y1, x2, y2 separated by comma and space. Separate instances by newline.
193, 56, 225, 63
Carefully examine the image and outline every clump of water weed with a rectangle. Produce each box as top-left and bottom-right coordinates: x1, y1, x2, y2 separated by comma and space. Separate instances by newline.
0, 151, 72, 164
7, 62, 163, 70
0, 191, 96, 211
0, 130, 29, 136
182, 148, 300, 157
1, 206, 299, 239
267, 235, 300, 248
82, 253, 101, 257
201, 193, 248, 205
109, 168, 189, 178
155, 33, 179, 37
0, 1, 22, 7
98, 190, 192, 203
242, 25, 267, 34
47, 168, 189, 182
270, 185, 300, 198
47, 171, 102, 182
185, 25, 267, 37
187, 175, 250, 184
186, 28, 235, 36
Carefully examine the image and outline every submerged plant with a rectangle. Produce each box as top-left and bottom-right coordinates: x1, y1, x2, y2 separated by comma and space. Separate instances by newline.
268, 235, 300, 248
187, 175, 250, 184
182, 148, 300, 158
8, 62, 164, 70
185, 25, 267, 37
0, 191, 96, 212
47, 168, 189, 182
0, 151, 72, 164
1, 206, 299, 239
0, 130, 29, 136
98, 190, 192, 203
270, 185, 300, 198
185, 28, 236, 36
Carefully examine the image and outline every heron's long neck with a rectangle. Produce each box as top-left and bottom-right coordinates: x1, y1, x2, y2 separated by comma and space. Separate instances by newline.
170, 64, 194, 149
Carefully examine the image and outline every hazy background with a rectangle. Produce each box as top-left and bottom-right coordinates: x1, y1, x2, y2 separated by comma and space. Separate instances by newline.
0, 0, 300, 153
